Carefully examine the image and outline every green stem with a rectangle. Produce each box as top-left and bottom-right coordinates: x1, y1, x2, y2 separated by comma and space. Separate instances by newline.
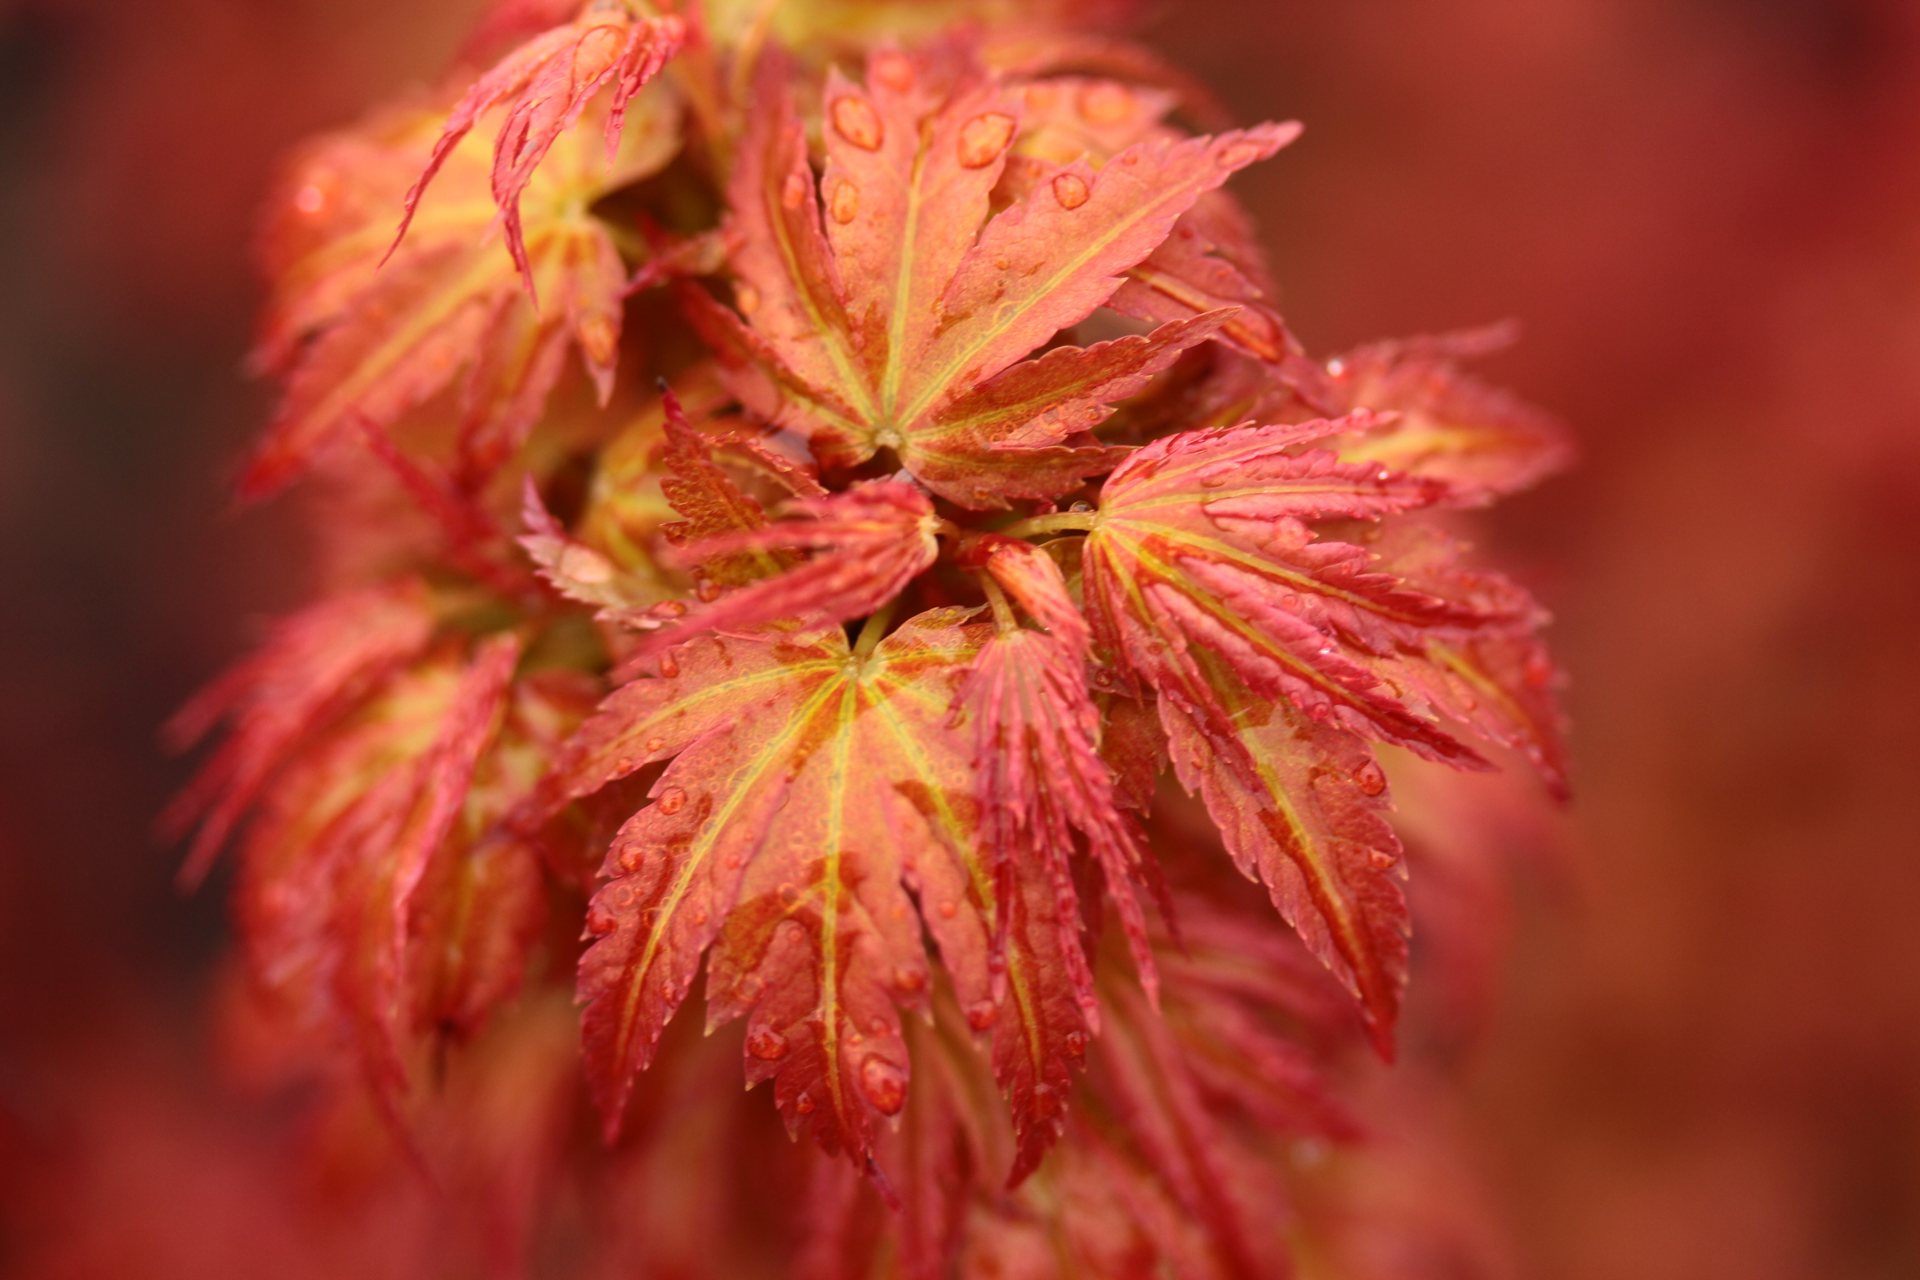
980, 576, 1018, 633
1002, 511, 1098, 540
853, 599, 898, 659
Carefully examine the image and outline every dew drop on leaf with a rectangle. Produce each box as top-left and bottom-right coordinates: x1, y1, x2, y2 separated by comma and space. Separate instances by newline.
1353, 758, 1388, 797
657, 651, 680, 679
696, 577, 723, 603
1051, 172, 1091, 210
829, 179, 860, 225
577, 314, 618, 368
794, 1091, 815, 1115
965, 999, 999, 1031
657, 786, 687, 815
745, 1026, 790, 1060
781, 171, 810, 210
1213, 137, 1265, 168
956, 112, 1016, 169
893, 966, 926, 994
1368, 847, 1398, 870
831, 95, 884, 151
859, 1056, 907, 1115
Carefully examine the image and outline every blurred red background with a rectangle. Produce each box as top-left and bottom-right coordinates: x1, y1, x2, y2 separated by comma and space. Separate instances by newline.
2, 0, 1915, 1275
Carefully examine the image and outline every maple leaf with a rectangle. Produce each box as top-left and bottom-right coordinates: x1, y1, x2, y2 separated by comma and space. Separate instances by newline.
519, 480, 657, 615
392, 1, 686, 289
804, 883, 1366, 1280
632, 478, 941, 652
957, 535, 1166, 1175
1009, 74, 1314, 378
1076, 415, 1537, 1045
703, 49, 1288, 507
960, 623, 1139, 1180
162, 580, 438, 886
557, 615, 982, 1156
552, 608, 1122, 1180
243, 85, 680, 498
1320, 330, 1577, 505
1352, 520, 1572, 797
224, 636, 595, 1095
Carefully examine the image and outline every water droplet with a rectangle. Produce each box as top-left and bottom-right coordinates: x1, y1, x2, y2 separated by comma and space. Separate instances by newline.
1065, 1030, 1088, 1056
735, 284, 761, 316
614, 754, 635, 774
1325, 357, 1346, 377
868, 1017, 888, 1037
894, 967, 927, 994
1070, 501, 1095, 513
696, 577, 723, 603
831, 95, 885, 151
1353, 759, 1388, 797
957, 112, 1016, 168
794, 1090, 816, 1115
1367, 848, 1398, 871
778, 881, 800, 905
829, 178, 860, 224
871, 51, 914, 92
617, 844, 644, 873
657, 652, 680, 679
577, 314, 619, 367
937, 900, 959, 920
746, 1026, 789, 1060
585, 905, 617, 936
657, 786, 687, 815
1213, 137, 1265, 168
293, 183, 328, 216
965, 1000, 999, 1031
1051, 172, 1091, 210
1076, 82, 1134, 125
653, 599, 688, 619
859, 1056, 907, 1115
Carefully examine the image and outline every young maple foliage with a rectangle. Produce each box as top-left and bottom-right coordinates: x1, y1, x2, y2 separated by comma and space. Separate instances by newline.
700, 52, 1290, 506
175, 5, 1573, 1275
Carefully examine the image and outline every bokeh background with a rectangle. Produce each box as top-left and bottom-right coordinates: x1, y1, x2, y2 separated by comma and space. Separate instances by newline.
2, 0, 1916, 1276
